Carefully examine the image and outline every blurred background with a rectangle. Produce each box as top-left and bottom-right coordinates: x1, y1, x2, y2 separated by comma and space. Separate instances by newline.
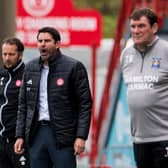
1, 0, 168, 167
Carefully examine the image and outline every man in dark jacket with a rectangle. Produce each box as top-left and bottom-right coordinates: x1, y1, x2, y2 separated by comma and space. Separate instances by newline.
14, 27, 92, 168
0, 37, 30, 168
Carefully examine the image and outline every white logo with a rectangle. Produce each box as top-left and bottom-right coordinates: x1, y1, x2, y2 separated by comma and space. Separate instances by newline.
22, 0, 55, 17
0, 77, 4, 86
125, 54, 133, 65
27, 87, 31, 92
26, 79, 32, 85
19, 156, 26, 166
165, 147, 168, 157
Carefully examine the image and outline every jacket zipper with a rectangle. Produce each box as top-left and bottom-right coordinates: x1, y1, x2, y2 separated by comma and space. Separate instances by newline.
0, 73, 11, 136
140, 52, 145, 73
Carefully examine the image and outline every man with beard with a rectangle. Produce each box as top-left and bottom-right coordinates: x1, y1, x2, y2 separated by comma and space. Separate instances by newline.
14, 27, 92, 168
0, 37, 30, 168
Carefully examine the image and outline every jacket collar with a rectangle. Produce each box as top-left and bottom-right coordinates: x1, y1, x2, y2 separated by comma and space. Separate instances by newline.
134, 36, 159, 53
4, 60, 25, 73
39, 49, 62, 66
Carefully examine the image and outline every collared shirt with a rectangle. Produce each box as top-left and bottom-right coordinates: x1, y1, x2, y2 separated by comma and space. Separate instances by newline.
38, 65, 50, 121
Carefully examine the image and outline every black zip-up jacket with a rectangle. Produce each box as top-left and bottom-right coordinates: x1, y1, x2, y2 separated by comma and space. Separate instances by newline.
0, 61, 24, 139
16, 51, 92, 147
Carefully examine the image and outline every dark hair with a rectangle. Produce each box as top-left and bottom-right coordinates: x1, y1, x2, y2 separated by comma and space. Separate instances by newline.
130, 7, 158, 26
2, 37, 24, 52
37, 27, 61, 43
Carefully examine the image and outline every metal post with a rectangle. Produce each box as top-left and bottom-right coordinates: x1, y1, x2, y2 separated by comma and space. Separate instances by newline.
0, 0, 16, 66
90, 43, 97, 167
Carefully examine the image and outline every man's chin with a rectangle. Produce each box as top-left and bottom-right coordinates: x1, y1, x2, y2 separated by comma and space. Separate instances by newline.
4, 64, 12, 68
40, 55, 49, 61
133, 38, 142, 43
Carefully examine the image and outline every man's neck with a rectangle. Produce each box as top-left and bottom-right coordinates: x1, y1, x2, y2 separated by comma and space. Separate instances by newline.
43, 61, 48, 66
136, 43, 148, 52
136, 36, 157, 52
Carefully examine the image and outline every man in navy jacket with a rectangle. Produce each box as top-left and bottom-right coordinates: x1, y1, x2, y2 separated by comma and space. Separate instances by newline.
14, 27, 92, 168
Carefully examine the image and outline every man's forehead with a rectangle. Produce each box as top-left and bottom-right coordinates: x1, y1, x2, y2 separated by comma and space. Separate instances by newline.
38, 32, 53, 39
130, 16, 149, 24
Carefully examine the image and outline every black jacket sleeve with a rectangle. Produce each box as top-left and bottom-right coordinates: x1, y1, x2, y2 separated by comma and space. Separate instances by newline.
72, 61, 92, 140
16, 72, 27, 139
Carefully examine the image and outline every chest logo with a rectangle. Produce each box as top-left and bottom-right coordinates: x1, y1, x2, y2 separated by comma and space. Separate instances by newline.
19, 156, 26, 166
16, 80, 22, 87
0, 77, 4, 86
125, 54, 134, 65
56, 78, 64, 86
152, 57, 161, 69
26, 79, 32, 85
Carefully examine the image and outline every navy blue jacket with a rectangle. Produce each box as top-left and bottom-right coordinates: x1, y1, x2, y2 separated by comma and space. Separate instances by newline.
16, 51, 92, 147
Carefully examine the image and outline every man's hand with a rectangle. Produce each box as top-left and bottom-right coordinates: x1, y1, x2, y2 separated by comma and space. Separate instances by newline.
14, 138, 25, 154
74, 138, 86, 155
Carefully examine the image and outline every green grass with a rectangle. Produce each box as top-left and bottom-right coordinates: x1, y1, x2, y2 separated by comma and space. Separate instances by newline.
102, 15, 118, 38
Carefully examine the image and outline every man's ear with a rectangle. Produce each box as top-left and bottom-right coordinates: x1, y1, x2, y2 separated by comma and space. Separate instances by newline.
56, 41, 61, 49
18, 52, 23, 60
152, 23, 159, 34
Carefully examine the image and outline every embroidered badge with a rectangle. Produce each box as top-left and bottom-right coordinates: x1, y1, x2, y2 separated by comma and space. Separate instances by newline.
56, 78, 64, 86
16, 80, 22, 87
152, 57, 161, 69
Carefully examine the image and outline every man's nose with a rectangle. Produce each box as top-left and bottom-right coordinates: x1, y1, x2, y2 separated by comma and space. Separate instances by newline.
5, 55, 10, 60
41, 40, 46, 46
133, 26, 139, 33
